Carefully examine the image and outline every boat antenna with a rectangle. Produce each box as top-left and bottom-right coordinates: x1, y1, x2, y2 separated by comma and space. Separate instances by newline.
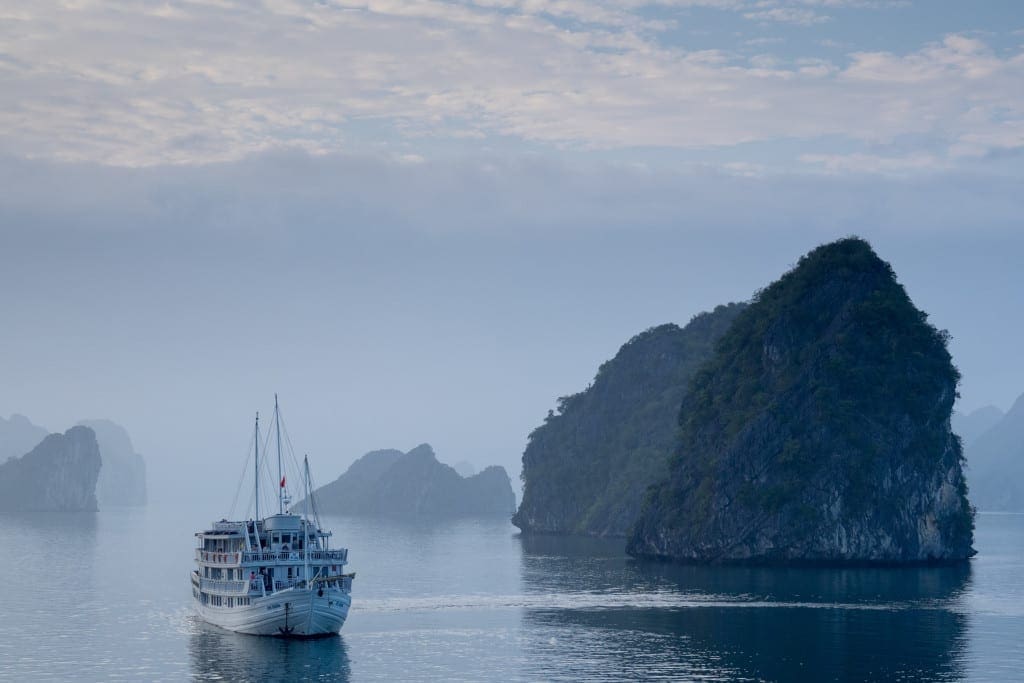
254, 411, 260, 522
275, 393, 284, 515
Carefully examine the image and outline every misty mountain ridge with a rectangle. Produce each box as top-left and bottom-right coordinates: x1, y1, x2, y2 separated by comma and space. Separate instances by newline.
452, 460, 477, 477
964, 392, 1024, 511
1, 414, 146, 507
303, 444, 516, 519
78, 419, 147, 506
0, 413, 49, 463
952, 405, 1005, 447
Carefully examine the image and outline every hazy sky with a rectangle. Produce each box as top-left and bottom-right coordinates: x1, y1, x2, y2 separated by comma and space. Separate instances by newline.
1, 1, 1022, 504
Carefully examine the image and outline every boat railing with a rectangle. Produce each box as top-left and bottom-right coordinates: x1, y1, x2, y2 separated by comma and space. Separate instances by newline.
242, 549, 348, 563
311, 573, 355, 592
197, 548, 349, 565
196, 549, 243, 565
199, 578, 250, 595
269, 576, 352, 592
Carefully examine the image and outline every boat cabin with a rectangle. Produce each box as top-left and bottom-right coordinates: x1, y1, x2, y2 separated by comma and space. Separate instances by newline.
192, 513, 349, 607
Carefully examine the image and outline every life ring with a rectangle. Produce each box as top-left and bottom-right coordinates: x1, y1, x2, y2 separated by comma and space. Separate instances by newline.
290, 552, 299, 561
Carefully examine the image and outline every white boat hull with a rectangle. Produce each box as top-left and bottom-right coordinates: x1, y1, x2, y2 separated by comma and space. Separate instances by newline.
195, 587, 351, 637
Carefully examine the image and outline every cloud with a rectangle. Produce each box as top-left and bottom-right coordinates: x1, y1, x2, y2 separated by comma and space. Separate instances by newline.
0, 2, 1020, 171
2, 150, 1019, 241
799, 151, 948, 175
743, 8, 831, 25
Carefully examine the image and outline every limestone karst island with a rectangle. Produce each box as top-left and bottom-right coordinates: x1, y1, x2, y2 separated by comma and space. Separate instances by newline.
516, 237, 975, 564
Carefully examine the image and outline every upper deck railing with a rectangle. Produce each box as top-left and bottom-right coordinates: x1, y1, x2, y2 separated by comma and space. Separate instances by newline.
243, 549, 348, 564
193, 570, 354, 596
196, 548, 348, 566
196, 550, 244, 565
199, 577, 249, 595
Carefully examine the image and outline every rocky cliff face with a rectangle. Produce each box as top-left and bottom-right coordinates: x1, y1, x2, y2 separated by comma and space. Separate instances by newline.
513, 303, 746, 537
964, 393, 1024, 511
0, 413, 49, 462
628, 238, 974, 563
305, 444, 516, 519
78, 419, 147, 506
0, 426, 102, 512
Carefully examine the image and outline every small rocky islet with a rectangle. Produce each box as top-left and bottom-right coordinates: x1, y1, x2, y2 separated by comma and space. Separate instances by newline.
302, 443, 517, 519
0, 415, 147, 511
0, 425, 102, 512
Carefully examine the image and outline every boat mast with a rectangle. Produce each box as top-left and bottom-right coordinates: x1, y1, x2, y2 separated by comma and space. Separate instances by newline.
254, 411, 260, 522
303, 455, 310, 584
275, 393, 283, 515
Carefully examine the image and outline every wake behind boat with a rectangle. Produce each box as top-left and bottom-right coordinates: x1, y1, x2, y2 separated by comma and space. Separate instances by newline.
191, 396, 353, 637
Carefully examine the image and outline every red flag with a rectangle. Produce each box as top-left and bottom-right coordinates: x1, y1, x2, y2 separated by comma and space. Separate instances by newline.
280, 476, 286, 488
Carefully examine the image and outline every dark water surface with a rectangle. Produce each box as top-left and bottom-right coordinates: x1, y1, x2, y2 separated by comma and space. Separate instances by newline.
0, 507, 1022, 681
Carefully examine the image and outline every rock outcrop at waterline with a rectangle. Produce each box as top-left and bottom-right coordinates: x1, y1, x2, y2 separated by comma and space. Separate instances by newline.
0, 426, 102, 512
513, 303, 746, 537
303, 444, 517, 519
628, 238, 975, 563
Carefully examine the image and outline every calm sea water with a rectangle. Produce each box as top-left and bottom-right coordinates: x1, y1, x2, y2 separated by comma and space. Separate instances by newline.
0, 505, 1022, 682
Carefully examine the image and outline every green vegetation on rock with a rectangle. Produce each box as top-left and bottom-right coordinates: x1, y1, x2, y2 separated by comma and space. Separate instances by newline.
628, 237, 975, 563
513, 303, 746, 537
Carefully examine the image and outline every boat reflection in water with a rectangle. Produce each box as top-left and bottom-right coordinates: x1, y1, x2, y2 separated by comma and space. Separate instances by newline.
188, 619, 351, 682
517, 534, 972, 682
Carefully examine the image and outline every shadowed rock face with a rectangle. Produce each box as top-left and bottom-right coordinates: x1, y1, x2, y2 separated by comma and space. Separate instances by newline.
513, 303, 746, 538
303, 444, 516, 519
629, 238, 974, 564
0, 426, 102, 512
78, 419, 147, 506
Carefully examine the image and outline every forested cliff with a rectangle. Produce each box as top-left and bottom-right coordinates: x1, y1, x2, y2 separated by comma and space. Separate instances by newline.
513, 303, 745, 537
628, 238, 974, 563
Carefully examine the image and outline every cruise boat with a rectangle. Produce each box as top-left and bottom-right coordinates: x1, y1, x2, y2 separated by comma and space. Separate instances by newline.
191, 396, 353, 637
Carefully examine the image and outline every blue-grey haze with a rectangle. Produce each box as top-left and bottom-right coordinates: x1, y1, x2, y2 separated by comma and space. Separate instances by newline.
2, 153, 1022, 501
